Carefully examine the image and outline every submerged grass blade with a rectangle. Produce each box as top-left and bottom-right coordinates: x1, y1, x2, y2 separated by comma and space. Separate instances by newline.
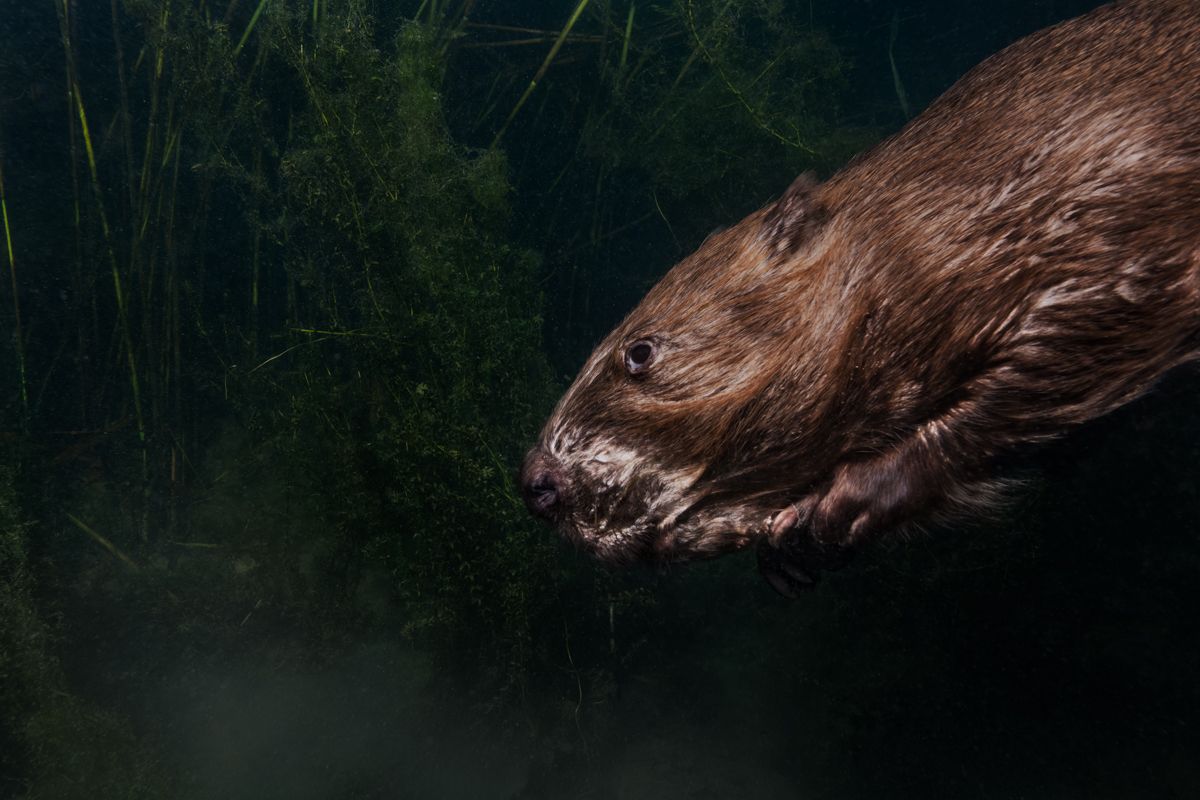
75, 84, 146, 446
490, 0, 592, 148
888, 10, 911, 119
234, 0, 270, 55
618, 3, 635, 76
0, 157, 27, 422
67, 513, 141, 571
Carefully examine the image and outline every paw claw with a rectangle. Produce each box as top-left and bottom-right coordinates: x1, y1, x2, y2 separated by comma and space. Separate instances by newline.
768, 505, 799, 543
756, 539, 819, 598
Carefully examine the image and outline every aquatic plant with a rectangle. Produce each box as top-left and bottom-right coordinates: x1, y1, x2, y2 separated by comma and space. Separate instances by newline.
0, 0, 868, 790
0, 2, 866, 789
237, 9, 566, 667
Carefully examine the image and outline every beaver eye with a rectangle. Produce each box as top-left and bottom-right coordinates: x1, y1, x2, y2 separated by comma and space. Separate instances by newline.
624, 340, 656, 376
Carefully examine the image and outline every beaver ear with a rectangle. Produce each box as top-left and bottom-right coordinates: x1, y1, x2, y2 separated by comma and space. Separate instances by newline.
763, 172, 827, 254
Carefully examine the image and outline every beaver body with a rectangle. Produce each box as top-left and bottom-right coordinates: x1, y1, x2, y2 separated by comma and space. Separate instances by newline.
521, 0, 1200, 594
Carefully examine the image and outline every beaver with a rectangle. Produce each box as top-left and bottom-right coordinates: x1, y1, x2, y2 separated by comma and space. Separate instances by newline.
520, 0, 1200, 596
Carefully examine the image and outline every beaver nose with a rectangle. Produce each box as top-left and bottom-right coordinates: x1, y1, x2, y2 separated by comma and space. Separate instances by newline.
520, 449, 566, 521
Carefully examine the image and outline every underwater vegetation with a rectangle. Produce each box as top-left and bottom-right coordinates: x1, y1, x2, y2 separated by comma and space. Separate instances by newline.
1, 0, 1198, 798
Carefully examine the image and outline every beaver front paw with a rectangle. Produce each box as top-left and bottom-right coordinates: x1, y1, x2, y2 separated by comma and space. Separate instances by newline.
757, 446, 946, 595
756, 504, 856, 598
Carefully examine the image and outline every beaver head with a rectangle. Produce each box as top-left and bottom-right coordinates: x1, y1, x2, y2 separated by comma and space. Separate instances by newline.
520, 176, 842, 565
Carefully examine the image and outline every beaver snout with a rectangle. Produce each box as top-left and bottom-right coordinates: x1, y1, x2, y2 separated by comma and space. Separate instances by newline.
520, 448, 566, 521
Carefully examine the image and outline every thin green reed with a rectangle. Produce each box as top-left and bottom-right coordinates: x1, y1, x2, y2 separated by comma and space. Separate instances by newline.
57, 0, 147, 501
235, 0, 270, 55
491, 0, 593, 148
0, 155, 27, 426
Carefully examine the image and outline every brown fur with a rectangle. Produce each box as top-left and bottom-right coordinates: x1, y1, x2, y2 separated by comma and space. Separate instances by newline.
521, 0, 1200, 582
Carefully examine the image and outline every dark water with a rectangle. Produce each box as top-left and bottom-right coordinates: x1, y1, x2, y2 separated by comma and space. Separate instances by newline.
1, 1, 1197, 798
